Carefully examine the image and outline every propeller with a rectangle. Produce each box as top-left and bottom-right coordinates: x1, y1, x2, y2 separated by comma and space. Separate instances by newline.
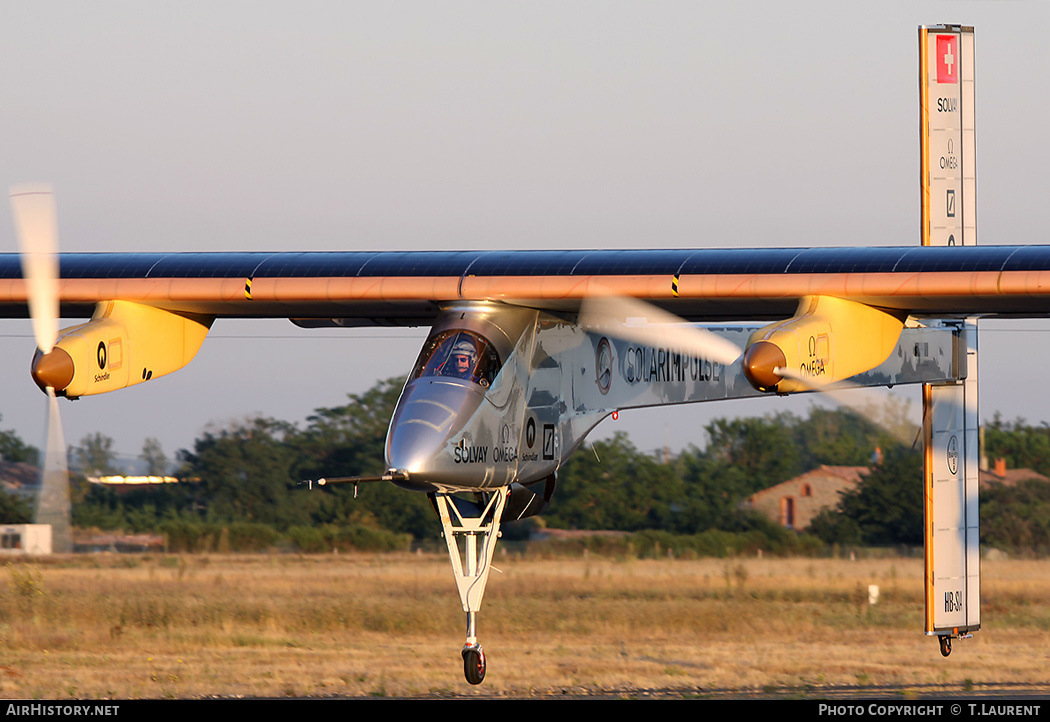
771, 366, 922, 447
12, 185, 59, 353
10, 184, 71, 553
578, 293, 744, 367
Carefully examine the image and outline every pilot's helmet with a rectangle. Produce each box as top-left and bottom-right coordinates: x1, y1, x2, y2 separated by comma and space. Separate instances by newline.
451, 339, 477, 364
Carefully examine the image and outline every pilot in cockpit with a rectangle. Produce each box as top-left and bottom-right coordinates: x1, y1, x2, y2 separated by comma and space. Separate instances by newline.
412, 330, 498, 387
445, 339, 478, 379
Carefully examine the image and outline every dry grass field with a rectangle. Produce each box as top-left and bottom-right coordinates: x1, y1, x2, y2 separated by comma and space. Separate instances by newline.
0, 551, 1048, 699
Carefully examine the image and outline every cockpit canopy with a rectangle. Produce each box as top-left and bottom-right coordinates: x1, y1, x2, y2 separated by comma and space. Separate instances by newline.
410, 329, 502, 387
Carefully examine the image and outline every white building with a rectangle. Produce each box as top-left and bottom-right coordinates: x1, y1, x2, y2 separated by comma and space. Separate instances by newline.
0, 525, 52, 555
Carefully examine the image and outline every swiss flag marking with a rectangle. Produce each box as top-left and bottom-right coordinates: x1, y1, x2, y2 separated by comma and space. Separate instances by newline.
936, 35, 958, 84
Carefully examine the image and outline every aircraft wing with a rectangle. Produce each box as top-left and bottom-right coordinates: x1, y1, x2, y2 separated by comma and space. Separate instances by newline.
2, 245, 1050, 326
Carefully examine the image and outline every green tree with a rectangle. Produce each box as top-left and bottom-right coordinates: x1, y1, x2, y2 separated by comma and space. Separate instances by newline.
836, 446, 924, 545
292, 377, 435, 538
72, 432, 119, 476
806, 505, 863, 546
544, 432, 678, 531
0, 415, 38, 466
981, 478, 1050, 554
177, 417, 308, 529
140, 437, 168, 475
983, 415, 1050, 477
703, 413, 803, 493
671, 449, 758, 533
295, 377, 407, 479
0, 490, 32, 524
73, 481, 193, 532
794, 406, 897, 468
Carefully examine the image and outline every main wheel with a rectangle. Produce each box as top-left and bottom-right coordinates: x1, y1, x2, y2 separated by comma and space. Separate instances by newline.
939, 635, 952, 657
463, 646, 486, 685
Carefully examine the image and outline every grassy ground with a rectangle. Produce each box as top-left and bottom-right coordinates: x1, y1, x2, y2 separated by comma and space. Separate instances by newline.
0, 552, 1047, 699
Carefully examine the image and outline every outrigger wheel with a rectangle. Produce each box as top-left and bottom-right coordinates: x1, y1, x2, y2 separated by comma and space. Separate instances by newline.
462, 644, 486, 685
939, 635, 952, 657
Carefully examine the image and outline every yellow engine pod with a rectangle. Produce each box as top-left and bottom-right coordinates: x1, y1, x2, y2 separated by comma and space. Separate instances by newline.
34, 301, 214, 398
742, 295, 905, 393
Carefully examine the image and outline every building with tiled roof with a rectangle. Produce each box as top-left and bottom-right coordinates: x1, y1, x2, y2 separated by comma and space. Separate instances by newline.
748, 457, 1049, 532
979, 457, 1049, 487
745, 465, 868, 530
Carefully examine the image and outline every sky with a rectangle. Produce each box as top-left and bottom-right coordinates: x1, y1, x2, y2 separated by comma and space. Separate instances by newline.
2, 2, 1050, 469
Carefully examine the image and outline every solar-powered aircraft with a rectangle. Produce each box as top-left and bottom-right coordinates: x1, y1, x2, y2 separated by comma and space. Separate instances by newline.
1, 24, 1021, 684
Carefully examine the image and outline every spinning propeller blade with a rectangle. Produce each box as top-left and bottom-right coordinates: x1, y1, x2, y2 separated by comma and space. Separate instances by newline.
773, 366, 920, 446
37, 389, 71, 553
10, 185, 71, 553
579, 293, 744, 367
11, 185, 59, 354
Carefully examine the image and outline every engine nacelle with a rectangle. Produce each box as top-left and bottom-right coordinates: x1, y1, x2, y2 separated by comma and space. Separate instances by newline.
505, 474, 557, 521
31, 301, 214, 398
741, 295, 905, 393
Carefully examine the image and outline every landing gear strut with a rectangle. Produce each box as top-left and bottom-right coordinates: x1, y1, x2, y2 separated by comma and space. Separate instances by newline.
432, 486, 508, 685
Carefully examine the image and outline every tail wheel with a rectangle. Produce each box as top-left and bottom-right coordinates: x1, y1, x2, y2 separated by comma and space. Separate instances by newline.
462, 646, 486, 685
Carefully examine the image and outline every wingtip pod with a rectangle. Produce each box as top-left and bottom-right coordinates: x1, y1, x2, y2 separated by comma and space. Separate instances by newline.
741, 295, 906, 394
28, 301, 214, 399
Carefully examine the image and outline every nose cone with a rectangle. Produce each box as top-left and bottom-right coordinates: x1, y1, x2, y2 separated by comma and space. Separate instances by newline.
742, 341, 786, 391
31, 347, 74, 394
386, 405, 448, 477
385, 380, 484, 488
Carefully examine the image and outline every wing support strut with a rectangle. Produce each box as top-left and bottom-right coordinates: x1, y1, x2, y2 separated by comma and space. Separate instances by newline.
431, 487, 509, 685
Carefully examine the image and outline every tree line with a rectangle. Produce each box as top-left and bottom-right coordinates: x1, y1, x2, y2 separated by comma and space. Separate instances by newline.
3, 377, 1050, 555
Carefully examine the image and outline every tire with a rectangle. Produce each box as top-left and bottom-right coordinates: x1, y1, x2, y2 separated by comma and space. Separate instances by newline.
463, 647, 486, 685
